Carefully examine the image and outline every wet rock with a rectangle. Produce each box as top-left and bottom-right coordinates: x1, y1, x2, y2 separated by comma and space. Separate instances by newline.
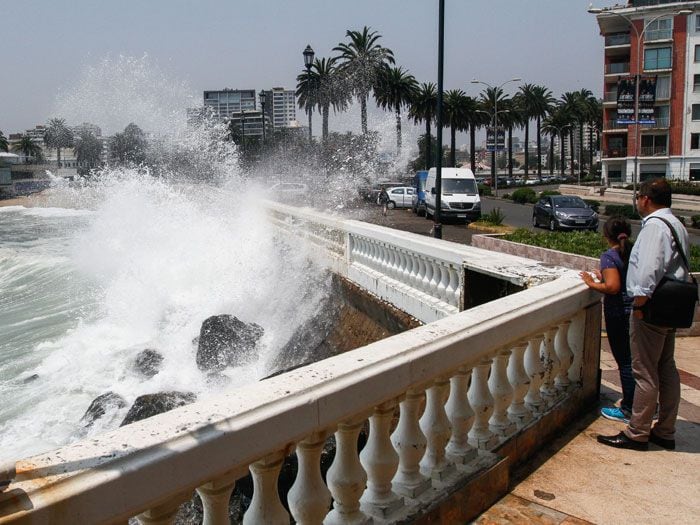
133, 349, 164, 379
22, 374, 39, 384
196, 315, 263, 372
120, 391, 196, 426
81, 392, 128, 427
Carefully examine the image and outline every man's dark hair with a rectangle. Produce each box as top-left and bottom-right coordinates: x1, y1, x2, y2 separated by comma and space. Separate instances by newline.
638, 177, 672, 207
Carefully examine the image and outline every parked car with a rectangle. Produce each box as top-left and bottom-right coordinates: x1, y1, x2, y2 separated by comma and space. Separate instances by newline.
532, 195, 598, 231
381, 186, 415, 208
268, 182, 309, 202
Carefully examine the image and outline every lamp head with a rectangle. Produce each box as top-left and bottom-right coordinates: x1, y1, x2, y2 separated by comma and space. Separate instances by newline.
677, 9, 693, 16
588, 6, 603, 14
303, 45, 315, 68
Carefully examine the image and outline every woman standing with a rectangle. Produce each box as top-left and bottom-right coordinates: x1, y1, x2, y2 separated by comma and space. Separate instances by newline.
580, 216, 635, 423
378, 188, 390, 217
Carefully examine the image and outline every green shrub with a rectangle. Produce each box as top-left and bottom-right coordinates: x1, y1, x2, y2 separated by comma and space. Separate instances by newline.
603, 204, 641, 220
692, 215, 700, 228
501, 193, 511, 200
478, 183, 492, 196
539, 190, 561, 197
584, 199, 601, 212
511, 187, 537, 204
501, 228, 700, 271
482, 207, 505, 226
623, 180, 700, 196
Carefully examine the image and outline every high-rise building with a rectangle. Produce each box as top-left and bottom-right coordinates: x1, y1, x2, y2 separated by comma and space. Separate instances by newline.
203, 89, 256, 120
592, 2, 698, 182
261, 88, 297, 129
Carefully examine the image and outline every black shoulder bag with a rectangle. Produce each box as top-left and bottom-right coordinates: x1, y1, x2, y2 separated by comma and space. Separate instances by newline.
641, 217, 698, 328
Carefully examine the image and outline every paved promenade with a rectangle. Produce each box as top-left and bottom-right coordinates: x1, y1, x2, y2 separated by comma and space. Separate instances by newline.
475, 335, 700, 525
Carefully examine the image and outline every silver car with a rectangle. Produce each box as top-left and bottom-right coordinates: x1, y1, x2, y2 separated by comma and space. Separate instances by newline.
532, 195, 598, 231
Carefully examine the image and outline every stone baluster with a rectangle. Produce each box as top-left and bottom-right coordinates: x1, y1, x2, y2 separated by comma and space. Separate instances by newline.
419, 378, 454, 480
421, 257, 432, 293
468, 359, 498, 449
524, 335, 545, 415
196, 473, 238, 525
360, 402, 402, 519
554, 321, 573, 391
371, 242, 381, 270
391, 389, 431, 499
436, 264, 448, 302
408, 254, 420, 289
506, 340, 532, 428
359, 238, 368, 266
445, 367, 477, 464
243, 453, 289, 525
136, 494, 190, 525
539, 327, 560, 405
401, 251, 411, 283
288, 433, 332, 525
568, 311, 586, 383
428, 261, 441, 300
387, 248, 397, 279
325, 420, 370, 525
488, 349, 516, 438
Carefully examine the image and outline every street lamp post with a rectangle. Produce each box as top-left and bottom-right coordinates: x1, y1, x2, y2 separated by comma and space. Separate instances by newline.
303, 44, 315, 144
588, 6, 692, 209
433, 0, 445, 239
259, 91, 267, 143
471, 78, 521, 197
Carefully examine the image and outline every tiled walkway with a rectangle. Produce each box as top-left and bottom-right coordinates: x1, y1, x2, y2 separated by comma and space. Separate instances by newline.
475, 337, 700, 525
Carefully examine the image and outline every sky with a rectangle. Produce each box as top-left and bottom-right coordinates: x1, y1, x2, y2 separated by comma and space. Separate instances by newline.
0, 0, 620, 139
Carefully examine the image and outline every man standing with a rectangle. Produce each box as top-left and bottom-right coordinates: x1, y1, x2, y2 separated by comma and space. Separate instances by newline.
597, 178, 689, 451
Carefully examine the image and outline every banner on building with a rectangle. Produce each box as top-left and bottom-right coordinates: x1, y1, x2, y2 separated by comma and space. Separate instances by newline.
637, 76, 657, 125
486, 127, 505, 151
616, 77, 636, 124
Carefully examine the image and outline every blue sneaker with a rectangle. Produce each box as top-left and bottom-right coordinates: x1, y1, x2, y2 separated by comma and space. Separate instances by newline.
601, 406, 630, 423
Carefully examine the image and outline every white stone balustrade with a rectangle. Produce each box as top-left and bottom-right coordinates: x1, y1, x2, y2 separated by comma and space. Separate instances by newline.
0, 204, 601, 524
540, 327, 561, 406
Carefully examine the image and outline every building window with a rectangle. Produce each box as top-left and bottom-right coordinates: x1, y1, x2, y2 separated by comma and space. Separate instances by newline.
695, 75, 700, 92
644, 47, 672, 70
693, 105, 700, 121
696, 45, 700, 62
645, 17, 672, 41
696, 15, 700, 32
690, 163, 700, 181
656, 75, 671, 98
691, 133, 700, 149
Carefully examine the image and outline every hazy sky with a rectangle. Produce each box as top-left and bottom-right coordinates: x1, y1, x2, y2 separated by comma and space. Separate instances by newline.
0, 0, 619, 137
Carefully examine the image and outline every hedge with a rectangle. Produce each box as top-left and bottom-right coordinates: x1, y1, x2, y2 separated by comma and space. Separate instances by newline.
511, 187, 537, 204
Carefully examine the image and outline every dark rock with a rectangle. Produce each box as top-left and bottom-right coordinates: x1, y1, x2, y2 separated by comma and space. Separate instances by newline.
22, 374, 39, 384
81, 392, 128, 427
196, 315, 263, 372
120, 391, 196, 426
133, 349, 164, 379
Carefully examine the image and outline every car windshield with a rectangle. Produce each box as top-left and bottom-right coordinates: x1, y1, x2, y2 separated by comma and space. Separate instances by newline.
553, 196, 586, 208
442, 179, 477, 194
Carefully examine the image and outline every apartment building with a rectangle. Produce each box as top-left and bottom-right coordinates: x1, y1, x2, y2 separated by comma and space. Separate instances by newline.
593, 1, 699, 182
260, 88, 297, 129
203, 89, 256, 120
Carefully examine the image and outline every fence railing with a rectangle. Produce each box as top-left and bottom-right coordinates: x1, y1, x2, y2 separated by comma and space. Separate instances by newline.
605, 33, 630, 46
0, 204, 601, 524
605, 62, 629, 75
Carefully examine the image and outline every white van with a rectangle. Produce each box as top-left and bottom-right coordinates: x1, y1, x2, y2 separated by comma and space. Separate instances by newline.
424, 167, 481, 222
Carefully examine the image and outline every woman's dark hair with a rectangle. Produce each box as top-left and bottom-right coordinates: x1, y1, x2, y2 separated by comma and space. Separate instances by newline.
603, 216, 633, 264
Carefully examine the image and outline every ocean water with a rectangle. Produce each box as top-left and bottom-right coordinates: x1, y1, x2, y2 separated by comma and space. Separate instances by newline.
0, 174, 331, 462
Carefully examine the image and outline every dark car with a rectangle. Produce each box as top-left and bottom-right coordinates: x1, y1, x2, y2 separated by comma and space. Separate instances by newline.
532, 195, 598, 231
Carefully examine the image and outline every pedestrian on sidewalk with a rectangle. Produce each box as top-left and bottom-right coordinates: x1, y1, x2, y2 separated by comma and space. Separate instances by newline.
378, 188, 390, 217
580, 216, 634, 423
597, 178, 689, 451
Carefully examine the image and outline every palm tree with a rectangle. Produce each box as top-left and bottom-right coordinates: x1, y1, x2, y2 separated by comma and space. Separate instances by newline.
12, 135, 42, 163
374, 66, 418, 152
504, 94, 527, 177
333, 26, 395, 134
582, 95, 602, 175
529, 85, 555, 180
74, 131, 103, 169
479, 87, 508, 186
573, 89, 594, 175
442, 89, 470, 167
0, 131, 8, 152
518, 83, 537, 176
296, 57, 350, 142
560, 91, 583, 178
44, 118, 74, 168
409, 82, 437, 169
543, 104, 575, 177
465, 97, 488, 173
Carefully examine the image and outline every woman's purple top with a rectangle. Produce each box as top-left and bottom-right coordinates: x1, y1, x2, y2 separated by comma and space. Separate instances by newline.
600, 247, 632, 317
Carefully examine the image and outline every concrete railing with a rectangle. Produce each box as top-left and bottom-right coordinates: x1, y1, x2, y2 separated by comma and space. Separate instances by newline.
0, 204, 602, 524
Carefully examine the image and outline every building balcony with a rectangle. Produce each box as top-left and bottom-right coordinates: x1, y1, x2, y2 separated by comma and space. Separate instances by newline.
605, 62, 630, 75
603, 119, 628, 131
639, 145, 668, 157
642, 117, 670, 128
603, 92, 618, 104
605, 33, 630, 46
603, 147, 627, 158
644, 29, 672, 42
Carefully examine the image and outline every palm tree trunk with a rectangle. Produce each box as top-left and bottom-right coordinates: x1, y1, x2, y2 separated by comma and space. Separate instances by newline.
524, 120, 530, 176
395, 107, 402, 152
508, 126, 513, 177
322, 105, 329, 142
57, 147, 61, 168
549, 135, 554, 173
537, 117, 542, 180
361, 96, 368, 135
588, 124, 594, 175
470, 124, 476, 173
579, 123, 584, 175
450, 126, 456, 167
425, 120, 431, 170
569, 131, 575, 178
560, 135, 566, 177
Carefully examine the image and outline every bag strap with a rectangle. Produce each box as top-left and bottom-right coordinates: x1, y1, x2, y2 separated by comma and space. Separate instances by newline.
646, 216, 695, 282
